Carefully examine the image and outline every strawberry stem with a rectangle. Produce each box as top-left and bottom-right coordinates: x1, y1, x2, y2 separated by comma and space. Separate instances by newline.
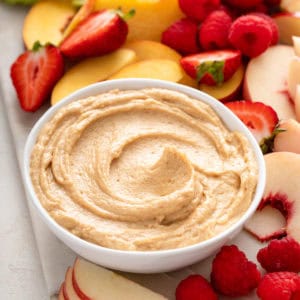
32, 40, 43, 52
196, 61, 225, 84
260, 126, 286, 154
115, 7, 135, 21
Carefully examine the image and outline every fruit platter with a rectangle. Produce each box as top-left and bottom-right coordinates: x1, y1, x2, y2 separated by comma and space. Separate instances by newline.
2, 0, 300, 299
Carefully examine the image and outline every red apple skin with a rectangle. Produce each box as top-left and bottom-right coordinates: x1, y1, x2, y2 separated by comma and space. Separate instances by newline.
63, 267, 81, 300
72, 264, 90, 300
58, 283, 66, 300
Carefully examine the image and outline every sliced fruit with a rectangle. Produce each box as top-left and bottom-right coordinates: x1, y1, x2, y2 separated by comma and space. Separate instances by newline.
60, 10, 128, 60
180, 49, 242, 85
225, 101, 279, 145
273, 12, 300, 45
244, 205, 286, 241
58, 283, 65, 300
273, 119, 300, 153
243, 45, 296, 120
293, 36, 300, 56
281, 0, 300, 13
72, 258, 167, 299
287, 56, 300, 101
124, 39, 181, 62
51, 48, 136, 105
255, 152, 300, 243
63, 267, 80, 300
295, 84, 300, 121
61, 0, 95, 39
108, 59, 184, 82
94, 0, 184, 41
11, 42, 64, 112
198, 64, 244, 102
22, 0, 75, 49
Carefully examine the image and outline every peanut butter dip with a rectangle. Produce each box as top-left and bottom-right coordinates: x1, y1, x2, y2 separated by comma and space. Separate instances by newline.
30, 88, 258, 251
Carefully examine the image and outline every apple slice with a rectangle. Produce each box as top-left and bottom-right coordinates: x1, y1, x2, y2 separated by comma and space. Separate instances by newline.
23, 0, 76, 49
295, 84, 300, 121
287, 56, 300, 101
244, 205, 286, 242
273, 119, 300, 153
243, 45, 296, 120
198, 64, 244, 102
124, 40, 181, 62
251, 152, 300, 243
293, 36, 300, 56
63, 267, 81, 300
58, 283, 65, 300
51, 48, 136, 105
281, 0, 300, 12
273, 12, 300, 45
108, 59, 184, 82
72, 258, 167, 299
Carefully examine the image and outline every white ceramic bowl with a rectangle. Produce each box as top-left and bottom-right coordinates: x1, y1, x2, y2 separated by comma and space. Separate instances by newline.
23, 78, 265, 273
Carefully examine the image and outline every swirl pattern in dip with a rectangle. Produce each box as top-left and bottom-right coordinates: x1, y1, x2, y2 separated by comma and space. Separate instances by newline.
30, 88, 258, 251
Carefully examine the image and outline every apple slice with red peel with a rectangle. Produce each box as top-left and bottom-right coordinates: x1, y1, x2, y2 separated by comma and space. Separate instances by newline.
247, 152, 300, 243
58, 283, 66, 300
287, 56, 300, 101
273, 12, 300, 45
244, 205, 286, 241
243, 45, 296, 120
273, 119, 300, 153
63, 267, 80, 300
72, 258, 167, 299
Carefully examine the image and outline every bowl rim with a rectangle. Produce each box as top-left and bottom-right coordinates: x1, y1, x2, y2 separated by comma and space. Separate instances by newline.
23, 78, 266, 257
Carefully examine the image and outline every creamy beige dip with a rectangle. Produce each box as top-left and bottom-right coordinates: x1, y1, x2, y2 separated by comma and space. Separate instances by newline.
30, 88, 258, 251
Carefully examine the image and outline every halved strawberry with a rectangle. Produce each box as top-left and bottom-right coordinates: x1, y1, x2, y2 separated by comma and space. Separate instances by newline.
10, 41, 64, 112
225, 101, 280, 152
180, 49, 241, 85
60, 9, 129, 60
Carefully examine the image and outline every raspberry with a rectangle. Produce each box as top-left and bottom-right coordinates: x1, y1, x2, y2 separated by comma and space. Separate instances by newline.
223, 0, 263, 9
176, 274, 218, 300
228, 14, 272, 57
257, 272, 300, 300
161, 18, 200, 55
211, 245, 261, 297
179, 0, 221, 22
250, 12, 279, 45
257, 237, 300, 273
198, 10, 232, 50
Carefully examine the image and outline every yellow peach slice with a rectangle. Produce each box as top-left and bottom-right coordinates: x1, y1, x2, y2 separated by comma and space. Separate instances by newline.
94, 0, 184, 41
51, 48, 136, 105
62, 0, 95, 39
108, 59, 184, 82
124, 40, 181, 62
23, 0, 76, 49
198, 65, 245, 102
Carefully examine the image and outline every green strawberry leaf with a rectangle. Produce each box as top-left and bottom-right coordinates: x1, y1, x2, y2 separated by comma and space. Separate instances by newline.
260, 126, 286, 154
196, 60, 225, 85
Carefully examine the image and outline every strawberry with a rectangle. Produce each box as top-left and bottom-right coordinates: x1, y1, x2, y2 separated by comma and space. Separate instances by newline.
161, 18, 200, 55
180, 49, 241, 85
225, 101, 280, 152
60, 9, 129, 60
10, 41, 64, 112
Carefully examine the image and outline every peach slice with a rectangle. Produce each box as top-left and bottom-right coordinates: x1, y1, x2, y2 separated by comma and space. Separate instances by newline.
273, 119, 300, 153
287, 56, 300, 101
72, 258, 167, 299
273, 12, 300, 45
198, 65, 245, 102
51, 48, 136, 105
63, 267, 80, 300
247, 152, 300, 243
124, 40, 181, 62
243, 45, 296, 120
94, 0, 184, 41
62, 0, 95, 39
244, 205, 286, 242
108, 59, 184, 82
23, 0, 75, 49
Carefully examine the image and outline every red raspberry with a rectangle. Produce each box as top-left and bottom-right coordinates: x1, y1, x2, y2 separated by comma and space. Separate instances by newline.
257, 237, 300, 273
179, 0, 221, 22
198, 10, 232, 50
257, 272, 300, 300
250, 12, 279, 45
223, 0, 263, 9
228, 14, 272, 57
176, 274, 218, 300
161, 18, 200, 55
211, 245, 261, 297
